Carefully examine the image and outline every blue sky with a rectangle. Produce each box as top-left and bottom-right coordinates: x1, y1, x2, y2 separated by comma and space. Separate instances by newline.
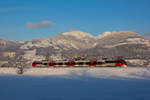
0, 0, 150, 41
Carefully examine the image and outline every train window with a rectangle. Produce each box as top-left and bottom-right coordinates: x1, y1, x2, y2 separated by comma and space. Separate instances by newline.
65, 62, 75, 65
90, 62, 97, 65
57, 63, 63, 65
32, 62, 36, 64
64, 63, 69, 65
85, 62, 90, 65
33, 62, 42, 64
105, 61, 122, 63
105, 61, 113, 63
43, 63, 48, 65
97, 62, 104, 64
77, 62, 84, 65
116, 61, 122, 63
49, 63, 56, 65
85, 62, 97, 65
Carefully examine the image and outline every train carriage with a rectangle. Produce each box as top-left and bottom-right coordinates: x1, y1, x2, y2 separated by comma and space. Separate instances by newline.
32, 58, 127, 68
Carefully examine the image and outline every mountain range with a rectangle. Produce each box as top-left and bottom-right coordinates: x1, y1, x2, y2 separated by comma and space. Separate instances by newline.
0, 31, 150, 67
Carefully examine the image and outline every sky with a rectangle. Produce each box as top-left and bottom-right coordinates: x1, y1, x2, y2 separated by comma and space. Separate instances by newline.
0, 0, 150, 41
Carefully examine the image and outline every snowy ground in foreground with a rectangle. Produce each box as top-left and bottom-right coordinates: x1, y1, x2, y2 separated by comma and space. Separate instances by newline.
0, 67, 150, 79
0, 67, 150, 100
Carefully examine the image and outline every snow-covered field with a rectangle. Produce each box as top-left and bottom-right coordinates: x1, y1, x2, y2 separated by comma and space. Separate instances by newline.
0, 67, 150, 79
0, 67, 150, 100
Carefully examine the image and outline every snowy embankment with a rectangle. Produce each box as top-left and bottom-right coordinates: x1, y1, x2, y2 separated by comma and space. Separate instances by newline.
0, 67, 150, 80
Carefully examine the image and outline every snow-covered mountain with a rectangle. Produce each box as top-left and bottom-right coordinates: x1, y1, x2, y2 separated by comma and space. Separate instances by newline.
20, 31, 97, 51
20, 31, 143, 51
0, 31, 150, 67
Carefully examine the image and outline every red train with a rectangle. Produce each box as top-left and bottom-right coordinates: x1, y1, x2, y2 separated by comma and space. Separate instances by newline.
32, 58, 127, 67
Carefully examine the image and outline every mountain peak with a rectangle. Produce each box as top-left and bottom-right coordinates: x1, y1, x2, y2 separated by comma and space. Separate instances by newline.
97, 32, 111, 39
97, 31, 138, 39
63, 31, 94, 39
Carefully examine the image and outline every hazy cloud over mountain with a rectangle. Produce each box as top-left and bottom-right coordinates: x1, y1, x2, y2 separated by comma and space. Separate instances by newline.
26, 20, 54, 28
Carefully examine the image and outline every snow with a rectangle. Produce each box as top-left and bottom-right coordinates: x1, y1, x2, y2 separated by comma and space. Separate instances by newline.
0, 67, 150, 80
127, 59, 148, 66
63, 31, 94, 39
127, 38, 150, 46
54, 39, 79, 49
20, 39, 53, 49
104, 37, 150, 48
97, 31, 139, 40
1, 67, 150, 100
104, 42, 128, 48
97, 32, 112, 39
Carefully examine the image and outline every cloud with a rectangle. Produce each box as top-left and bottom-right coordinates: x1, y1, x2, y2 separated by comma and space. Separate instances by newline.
26, 20, 54, 28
